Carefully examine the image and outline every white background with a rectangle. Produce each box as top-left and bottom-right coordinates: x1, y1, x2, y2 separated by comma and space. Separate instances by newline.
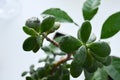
0, 0, 120, 80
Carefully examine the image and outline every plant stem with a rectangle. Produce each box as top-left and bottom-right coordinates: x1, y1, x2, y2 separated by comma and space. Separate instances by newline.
51, 54, 72, 74
42, 33, 59, 47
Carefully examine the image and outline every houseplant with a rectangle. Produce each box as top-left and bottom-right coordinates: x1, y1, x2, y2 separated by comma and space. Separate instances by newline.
21, 0, 120, 80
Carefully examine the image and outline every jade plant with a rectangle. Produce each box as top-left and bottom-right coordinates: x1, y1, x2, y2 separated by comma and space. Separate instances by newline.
22, 0, 120, 80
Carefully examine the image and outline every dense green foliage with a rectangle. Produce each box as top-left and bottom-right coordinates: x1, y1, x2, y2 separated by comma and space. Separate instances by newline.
22, 0, 120, 80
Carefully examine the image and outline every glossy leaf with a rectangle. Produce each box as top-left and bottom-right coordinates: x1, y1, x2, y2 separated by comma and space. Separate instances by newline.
101, 12, 120, 39
26, 77, 33, 80
91, 68, 108, 80
70, 46, 87, 78
89, 41, 111, 57
103, 56, 112, 66
21, 71, 28, 77
25, 17, 40, 31
84, 69, 94, 80
82, 0, 100, 20
41, 8, 73, 23
104, 56, 120, 80
78, 21, 92, 43
37, 67, 46, 78
84, 50, 94, 68
32, 35, 43, 53
59, 36, 81, 53
40, 16, 55, 33
61, 69, 70, 80
23, 26, 37, 36
70, 66, 83, 78
86, 60, 100, 73
23, 37, 37, 51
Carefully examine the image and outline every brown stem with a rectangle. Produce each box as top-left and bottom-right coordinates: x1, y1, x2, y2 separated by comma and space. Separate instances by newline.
51, 54, 72, 74
42, 33, 59, 47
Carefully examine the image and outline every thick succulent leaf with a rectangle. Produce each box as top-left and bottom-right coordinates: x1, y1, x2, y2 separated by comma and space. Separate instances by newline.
78, 21, 92, 43
32, 44, 40, 53
26, 77, 33, 80
88, 41, 111, 57
37, 67, 47, 78
23, 37, 37, 51
32, 36, 43, 53
21, 71, 28, 77
104, 56, 120, 80
82, 0, 100, 20
41, 46, 52, 53
91, 68, 108, 80
70, 46, 87, 78
101, 12, 120, 39
91, 51, 111, 66
59, 36, 81, 53
84, 70, 94, 80
85, 60, 100, 73
25, 17, 40, 32
41, 8, 73, 23
40, 16, 55, 33
83, 50, 94, 68
61, 69, 70, 80
70, 66, 83, 78
23, 26, 38, 36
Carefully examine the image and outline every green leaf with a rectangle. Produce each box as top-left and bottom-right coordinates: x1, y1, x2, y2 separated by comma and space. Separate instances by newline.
61, 69, 70, 80
84, 69, 94, 80
85, 60, 100, 73
91, 68, 108, 80
32, 44, 40, 53
41, 8, 73, 23
21, 71, 28, 77
82, 0, 100, 20
37, 67, 46, 78
59, 36, 81, 53
70, 46, 87, 78
23, 37, 37, 51
83, 50, 94, 68
104, 56, 120, 80
92, 53, 111, 66
32, 35, 43, 53
40, 16, 55, 33
101, 12, 120, 39
25, 17, 40, 32
41, 46, 52, 53
23, 26, 38, 36
78, 21, 92, 43
88, 41, 111, 57
26, 77, 33, 80
70, 66, 83, 78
